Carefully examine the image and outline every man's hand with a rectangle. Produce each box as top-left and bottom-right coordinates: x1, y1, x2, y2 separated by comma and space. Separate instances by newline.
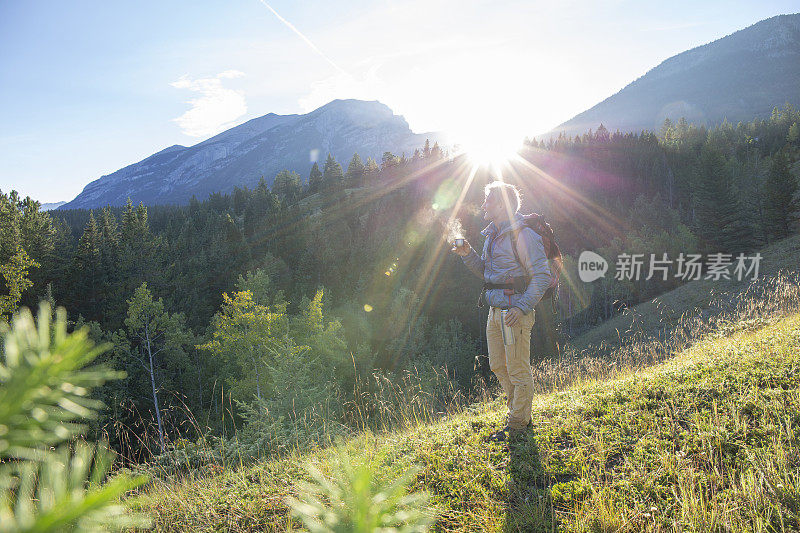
504, 307, 525, 327
451, 240, 471, 257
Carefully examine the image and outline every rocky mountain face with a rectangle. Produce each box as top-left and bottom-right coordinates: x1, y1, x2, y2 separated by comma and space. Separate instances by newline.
62, 100, 441, 209
551, 13, 800, 137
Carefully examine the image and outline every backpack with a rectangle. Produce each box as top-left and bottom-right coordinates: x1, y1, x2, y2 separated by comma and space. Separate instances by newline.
510, 213, 563, 300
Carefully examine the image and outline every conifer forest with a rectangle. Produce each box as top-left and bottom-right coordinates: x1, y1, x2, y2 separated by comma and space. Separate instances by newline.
2, 107, 799, 465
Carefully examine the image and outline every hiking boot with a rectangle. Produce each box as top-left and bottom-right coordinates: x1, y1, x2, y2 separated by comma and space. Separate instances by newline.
508, 426, 529, 442
488, 426, 510, 442
489, 419, 533, 443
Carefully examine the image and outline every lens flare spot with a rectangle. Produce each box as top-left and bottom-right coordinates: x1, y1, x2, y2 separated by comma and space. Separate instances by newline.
432, 202, 440, 210
385, 271, 391, 276
363, 304, 373, 312
433, 179, 460, 211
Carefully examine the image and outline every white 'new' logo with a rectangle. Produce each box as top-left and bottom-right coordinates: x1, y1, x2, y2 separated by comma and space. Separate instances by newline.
578, 251, 608, 282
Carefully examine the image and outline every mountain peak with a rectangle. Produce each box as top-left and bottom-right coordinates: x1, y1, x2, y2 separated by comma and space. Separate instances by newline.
61, 99, 440, 209
309, 99, 402, 126
550, 13, 800, 137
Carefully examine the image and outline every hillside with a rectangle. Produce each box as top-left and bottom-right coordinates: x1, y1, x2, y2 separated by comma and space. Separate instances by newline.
551, 13, 800, 137
134, 286, 800, 531
570, 234, 800, 351
61, 99, 443, 209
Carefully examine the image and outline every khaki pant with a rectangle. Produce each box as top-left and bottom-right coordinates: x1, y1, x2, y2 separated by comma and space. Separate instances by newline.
486, 307, 535, 429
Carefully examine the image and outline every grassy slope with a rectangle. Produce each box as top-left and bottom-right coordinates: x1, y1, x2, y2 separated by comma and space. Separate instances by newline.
136, 311, 800, 532
570, 235, 800, 351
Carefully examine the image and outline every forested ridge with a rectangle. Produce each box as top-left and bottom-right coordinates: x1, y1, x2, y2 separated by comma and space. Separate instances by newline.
1, 106, 798, 464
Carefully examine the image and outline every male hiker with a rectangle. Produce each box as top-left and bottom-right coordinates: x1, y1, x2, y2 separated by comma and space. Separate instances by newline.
452, 181, 551, 441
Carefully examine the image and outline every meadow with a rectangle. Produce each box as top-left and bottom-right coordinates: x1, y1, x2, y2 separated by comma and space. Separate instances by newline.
131, 268, 800, 532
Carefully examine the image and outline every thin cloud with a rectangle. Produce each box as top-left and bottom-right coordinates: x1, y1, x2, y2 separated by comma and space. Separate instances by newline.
170, 70, 247, 137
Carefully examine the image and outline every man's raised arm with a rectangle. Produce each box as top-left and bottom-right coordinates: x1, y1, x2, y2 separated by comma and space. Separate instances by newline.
453, 240, 485, 280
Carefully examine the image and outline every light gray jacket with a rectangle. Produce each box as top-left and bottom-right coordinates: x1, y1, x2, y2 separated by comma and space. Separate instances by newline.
462, 214, 551, 314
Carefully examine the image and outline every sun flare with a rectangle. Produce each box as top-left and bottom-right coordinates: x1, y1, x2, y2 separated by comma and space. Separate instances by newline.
455, 130, 525, 173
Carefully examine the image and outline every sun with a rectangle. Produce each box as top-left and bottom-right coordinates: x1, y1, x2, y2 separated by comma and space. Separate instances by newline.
454, 130, 525, 173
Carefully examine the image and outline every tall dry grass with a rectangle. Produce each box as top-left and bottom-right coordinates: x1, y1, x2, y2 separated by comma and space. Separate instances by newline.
129, 272, 800, 485
533, 270, 800, 394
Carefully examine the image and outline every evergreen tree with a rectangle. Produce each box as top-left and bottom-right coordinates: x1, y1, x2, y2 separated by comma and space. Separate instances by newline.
381, 152, 400, 170
233, 186, 247, 216
236, 267, 284, 308
70, 211, 103, 320
97, 206, 123, 325
764, 149, 799, 240
323, 154, 344, 191
119, 199, 160, 308
422, 138, 431, 159
272, 169, 302, 204
430, 142, 443, 160
659, 118, 674, 141
692, 147, 753, 252
788, 122, 800, 145
364, 156, 380, 179
308, 162, 323, 194
346, 153, 366, 188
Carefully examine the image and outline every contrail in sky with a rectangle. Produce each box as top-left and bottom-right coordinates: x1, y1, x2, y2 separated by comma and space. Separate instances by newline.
256, 0, 348, 75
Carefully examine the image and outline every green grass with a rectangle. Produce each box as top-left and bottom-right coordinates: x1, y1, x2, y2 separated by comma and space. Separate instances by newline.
570, 234, 800, 351
134, 305, 800, 531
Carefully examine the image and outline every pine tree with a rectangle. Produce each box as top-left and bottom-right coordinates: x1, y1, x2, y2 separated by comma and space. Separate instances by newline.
233, 186, 247, 216
346, 153, 366, 188
98, 206, 123, 325
272, 169, 302, 204
364, 156, 379, 179
422, 138, 431, 159
595, 123, 610, 142
788, 122, 800, 145
381, 152, 399, 170
692, 147, 753, 252
659, 118, 674, 141
119, 199, 159, 299
71, 211, 103, 320
764, 149, 799, 240
308, 162, 323, 194
323, 153, 344, 191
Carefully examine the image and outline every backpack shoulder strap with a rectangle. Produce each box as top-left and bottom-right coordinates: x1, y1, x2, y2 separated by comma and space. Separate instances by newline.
510, 226, 534, 272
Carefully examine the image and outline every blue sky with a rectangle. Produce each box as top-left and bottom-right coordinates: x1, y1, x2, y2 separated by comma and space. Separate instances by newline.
1, 0, 797, 203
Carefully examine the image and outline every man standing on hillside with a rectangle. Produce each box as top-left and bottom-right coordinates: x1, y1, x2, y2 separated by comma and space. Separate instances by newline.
452, 181, 551, 441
